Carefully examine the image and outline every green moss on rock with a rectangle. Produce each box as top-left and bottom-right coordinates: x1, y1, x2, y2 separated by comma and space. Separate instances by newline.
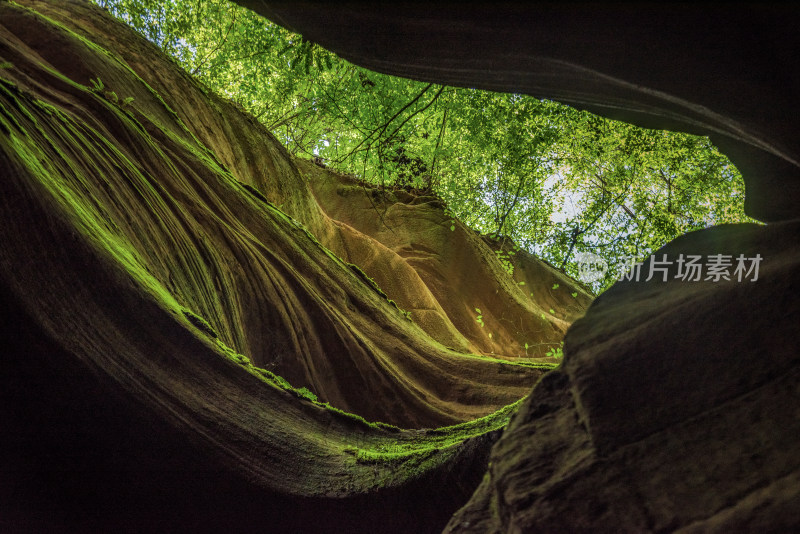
181, 308, 218, 338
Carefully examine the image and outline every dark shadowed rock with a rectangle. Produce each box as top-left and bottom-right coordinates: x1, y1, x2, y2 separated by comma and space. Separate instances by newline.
446, 221, 800, 532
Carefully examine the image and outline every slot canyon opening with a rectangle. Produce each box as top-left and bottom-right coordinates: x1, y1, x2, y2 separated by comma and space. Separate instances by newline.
96, 0, 753, 400
2, 2, 796, 533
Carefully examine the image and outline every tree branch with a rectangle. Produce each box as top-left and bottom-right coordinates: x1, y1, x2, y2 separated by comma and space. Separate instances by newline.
335, 82, 433, 164
190, 8, 237, 75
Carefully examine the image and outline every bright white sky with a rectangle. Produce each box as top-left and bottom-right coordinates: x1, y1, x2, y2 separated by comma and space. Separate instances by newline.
545, 171, 582, 223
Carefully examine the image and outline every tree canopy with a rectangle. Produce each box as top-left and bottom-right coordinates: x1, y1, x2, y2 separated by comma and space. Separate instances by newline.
96, 0, 755, 292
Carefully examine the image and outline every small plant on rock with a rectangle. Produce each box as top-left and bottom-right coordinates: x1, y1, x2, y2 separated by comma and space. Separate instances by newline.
546, 342, 564, 359
474, 307, 484, 327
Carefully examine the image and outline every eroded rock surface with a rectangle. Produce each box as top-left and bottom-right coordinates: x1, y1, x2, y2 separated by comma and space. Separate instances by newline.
0, 2, 588, 531
447, 222, 800, 532
305, 165, 591, 358
4, 1, 798, 532
246, 5, 800, 531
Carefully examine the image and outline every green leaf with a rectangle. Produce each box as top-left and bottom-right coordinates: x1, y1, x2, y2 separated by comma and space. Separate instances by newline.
276, 42, 294, 57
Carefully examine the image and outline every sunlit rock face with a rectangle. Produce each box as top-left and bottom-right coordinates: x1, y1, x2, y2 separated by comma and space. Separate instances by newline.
244, 2, 800, 533
303, 163, 592, 359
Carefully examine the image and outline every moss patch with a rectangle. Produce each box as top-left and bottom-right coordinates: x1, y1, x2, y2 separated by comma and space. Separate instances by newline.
182, 308, 218, 338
